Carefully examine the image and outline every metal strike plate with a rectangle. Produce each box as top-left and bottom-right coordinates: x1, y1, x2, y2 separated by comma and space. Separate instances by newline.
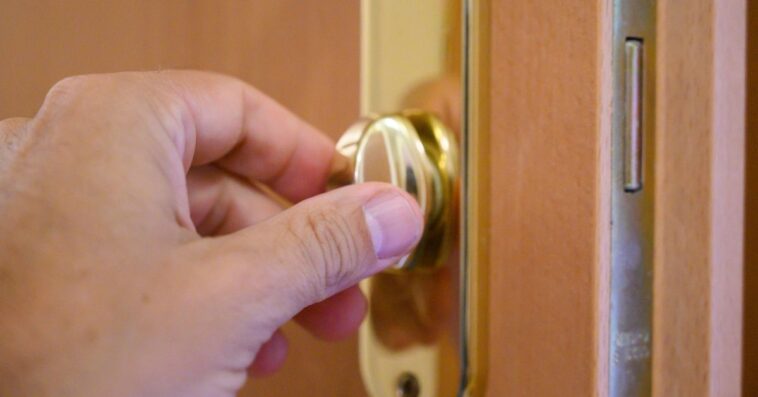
610, 0, 656, 396
334, 1, 488, 396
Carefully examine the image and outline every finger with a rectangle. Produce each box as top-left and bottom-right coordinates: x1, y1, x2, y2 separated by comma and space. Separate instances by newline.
0, 117, 31, 167
37, 71, 334, 203
187, 166, 284, 236
188, 166, 367, 340
0, 117, 29, 136
188, 167, 367, 341
294, 285, 367, 341
148, 70, 336, 202
198, 182, 423, 328
248, 329, 288, 377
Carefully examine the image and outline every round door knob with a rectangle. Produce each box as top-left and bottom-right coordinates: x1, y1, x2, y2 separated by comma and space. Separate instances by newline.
331, 110, 459, 270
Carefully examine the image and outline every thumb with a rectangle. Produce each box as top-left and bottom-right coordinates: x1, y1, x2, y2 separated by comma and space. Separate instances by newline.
202, 182, 424, 322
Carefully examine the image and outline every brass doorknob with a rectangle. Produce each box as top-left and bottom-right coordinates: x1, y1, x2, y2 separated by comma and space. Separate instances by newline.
330, 110, 459, 270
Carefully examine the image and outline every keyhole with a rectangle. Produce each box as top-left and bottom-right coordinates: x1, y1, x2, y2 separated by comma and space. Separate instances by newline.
396, 372, 420, 397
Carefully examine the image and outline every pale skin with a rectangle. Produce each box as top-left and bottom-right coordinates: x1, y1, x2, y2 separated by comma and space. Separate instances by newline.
0, 71, 423, 396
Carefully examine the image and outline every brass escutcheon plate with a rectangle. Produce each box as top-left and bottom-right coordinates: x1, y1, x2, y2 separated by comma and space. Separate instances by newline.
326, 1, 489, 396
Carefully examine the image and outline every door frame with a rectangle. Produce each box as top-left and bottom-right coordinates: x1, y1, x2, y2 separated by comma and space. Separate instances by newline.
485, 0, 745, 396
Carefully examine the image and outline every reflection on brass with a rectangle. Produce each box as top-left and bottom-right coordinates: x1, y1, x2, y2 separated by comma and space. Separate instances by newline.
335, 111, 459, 270
369, 265, 455, 350
327, 119, 369, 191
460, 0, 490, 395
336, 112, 460, 396
326, 153, 355, 190
329, 1, 488, 396
334, 110, 460, 395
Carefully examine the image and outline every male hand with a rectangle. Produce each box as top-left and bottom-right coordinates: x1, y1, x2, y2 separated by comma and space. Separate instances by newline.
0, 71, 423, 396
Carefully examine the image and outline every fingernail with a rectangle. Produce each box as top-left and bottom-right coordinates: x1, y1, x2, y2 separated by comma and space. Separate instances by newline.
363, 191, 423, 260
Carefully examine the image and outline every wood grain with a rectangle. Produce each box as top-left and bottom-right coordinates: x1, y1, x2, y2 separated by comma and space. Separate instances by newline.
487, 0, 746, 396
0, 2, 364, 396
0, 0, 359, 137
654, 0, 745, 395
744, 1, 758, 394
487, 0, 611, 395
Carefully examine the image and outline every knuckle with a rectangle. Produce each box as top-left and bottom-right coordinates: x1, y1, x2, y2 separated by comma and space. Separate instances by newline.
44, 73, 150, 112
38, 75, 105, 121
46, 75, 93, 102
141, 84, 188, 136
288, 205, 366, 293
39, 72, 186, 143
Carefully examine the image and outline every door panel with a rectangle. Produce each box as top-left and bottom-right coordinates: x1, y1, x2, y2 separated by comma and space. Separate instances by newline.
487, 0, 611, 395
0, 1, 359, 138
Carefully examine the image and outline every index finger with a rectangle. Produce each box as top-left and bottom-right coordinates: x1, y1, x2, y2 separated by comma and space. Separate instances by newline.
155, 70, 337, 202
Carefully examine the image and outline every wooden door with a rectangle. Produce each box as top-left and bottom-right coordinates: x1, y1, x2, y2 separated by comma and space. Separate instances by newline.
0, 1, 747, 396
487, 1, 745, 396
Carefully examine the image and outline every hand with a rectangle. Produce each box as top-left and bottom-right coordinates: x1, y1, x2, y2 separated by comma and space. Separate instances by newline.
0, 71, 423, 397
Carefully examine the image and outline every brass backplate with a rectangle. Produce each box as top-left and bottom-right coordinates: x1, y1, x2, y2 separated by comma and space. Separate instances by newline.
358, 1, 488, 396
